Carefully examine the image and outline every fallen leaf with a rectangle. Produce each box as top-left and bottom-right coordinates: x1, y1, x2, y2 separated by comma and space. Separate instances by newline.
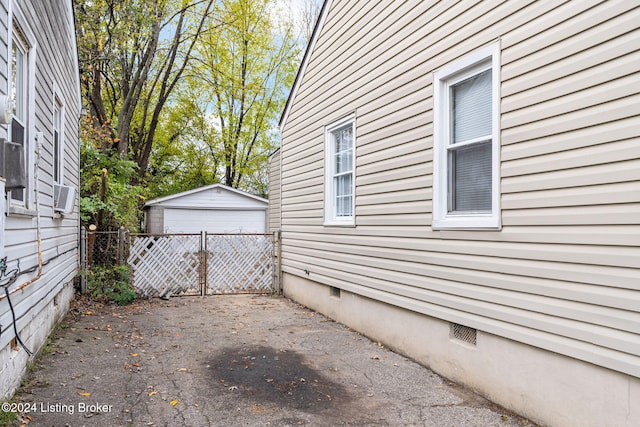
130, 353, 139, 357
85, 311, 93, 315
170, 400, 179, 406
77, 391, 91, 397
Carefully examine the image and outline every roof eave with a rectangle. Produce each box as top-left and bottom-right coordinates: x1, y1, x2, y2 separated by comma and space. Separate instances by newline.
279, 0, 333, 131
143, 183, 268, 208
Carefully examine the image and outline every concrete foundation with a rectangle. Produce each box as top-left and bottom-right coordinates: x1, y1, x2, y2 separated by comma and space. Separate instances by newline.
0, 281, 75, 400
283, 272, 639, 427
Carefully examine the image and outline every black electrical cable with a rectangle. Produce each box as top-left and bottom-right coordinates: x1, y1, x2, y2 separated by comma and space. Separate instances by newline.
0, 248, 77, 339
4, 286, 33, 356
0, 257, 33, 356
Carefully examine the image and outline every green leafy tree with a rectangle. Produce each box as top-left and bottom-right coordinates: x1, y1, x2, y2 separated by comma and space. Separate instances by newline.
79, 115, 144, 231
76, 0, 302, 227
180, 0, 300, 191
300, 0, 323, 42
75, 0, 216, 179
145, 88, 222, 197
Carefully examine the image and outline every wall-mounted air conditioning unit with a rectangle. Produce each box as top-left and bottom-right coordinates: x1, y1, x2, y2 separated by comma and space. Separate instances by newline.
0, 138, 26, 190
54, 184, 76, 214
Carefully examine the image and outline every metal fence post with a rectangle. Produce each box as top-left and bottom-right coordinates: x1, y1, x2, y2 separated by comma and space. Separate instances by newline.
80, 226, 87, 294
276, 229, 282, 294
118, 226, 126, 265
201, 231, 207, 296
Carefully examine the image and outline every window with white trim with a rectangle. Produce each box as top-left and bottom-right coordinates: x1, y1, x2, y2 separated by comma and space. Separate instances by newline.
324, 115, 355, 225
9, 25, 29, 203
433, 42, 501, 229
53, 97, 63, 184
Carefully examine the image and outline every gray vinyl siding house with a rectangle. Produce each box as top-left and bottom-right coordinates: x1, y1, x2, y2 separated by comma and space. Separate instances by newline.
274, 1, 640, 427
0, 0, 80, 398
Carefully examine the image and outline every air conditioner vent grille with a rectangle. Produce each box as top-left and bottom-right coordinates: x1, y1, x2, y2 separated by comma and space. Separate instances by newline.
54, 184, 75, 213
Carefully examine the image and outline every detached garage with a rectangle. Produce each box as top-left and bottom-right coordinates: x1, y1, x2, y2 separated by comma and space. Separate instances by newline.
143, 184, 269, 234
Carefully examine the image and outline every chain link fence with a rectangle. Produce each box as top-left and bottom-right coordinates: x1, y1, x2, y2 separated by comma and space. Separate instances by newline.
79, 227, 128, 293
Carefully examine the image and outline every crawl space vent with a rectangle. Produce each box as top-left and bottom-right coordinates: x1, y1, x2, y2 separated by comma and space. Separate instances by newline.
330, 286, 341, 298
450, 322, 477, 346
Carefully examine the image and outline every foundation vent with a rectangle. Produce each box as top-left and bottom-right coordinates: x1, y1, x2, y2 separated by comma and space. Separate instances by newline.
330, 286, 341, 298
450, 322, 477, 346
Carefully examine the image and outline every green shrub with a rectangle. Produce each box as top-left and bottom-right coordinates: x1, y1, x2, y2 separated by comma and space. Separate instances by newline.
85, 265, 137, 305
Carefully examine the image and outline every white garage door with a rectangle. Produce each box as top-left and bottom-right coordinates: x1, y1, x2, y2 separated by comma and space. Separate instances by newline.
163, 209, 266, 234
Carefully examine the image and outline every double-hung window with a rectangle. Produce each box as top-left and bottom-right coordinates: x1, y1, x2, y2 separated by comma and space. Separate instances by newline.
324, 114, 355, 226
9, 27, 28, 204
433, 42, 501, 229
53, 97, 63, 184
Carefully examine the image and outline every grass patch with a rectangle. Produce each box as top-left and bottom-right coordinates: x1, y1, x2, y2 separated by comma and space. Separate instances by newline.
0, 408, 17, 426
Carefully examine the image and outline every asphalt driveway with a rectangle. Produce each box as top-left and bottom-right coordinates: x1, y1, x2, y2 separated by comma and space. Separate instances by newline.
12, 295, 535, 426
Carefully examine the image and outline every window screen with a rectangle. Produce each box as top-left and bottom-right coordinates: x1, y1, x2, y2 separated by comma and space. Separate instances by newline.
450, 141, 492, 212
448, 68, 492, 213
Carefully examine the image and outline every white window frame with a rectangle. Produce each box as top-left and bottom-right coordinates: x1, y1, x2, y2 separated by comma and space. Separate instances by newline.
53, 93, 64, 185
324, 114, 356, 226
432, 42, 501, 230
8, 3, 36, 212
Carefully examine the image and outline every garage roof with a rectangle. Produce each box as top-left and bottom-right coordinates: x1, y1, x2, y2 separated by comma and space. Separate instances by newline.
143, 184, 268, 210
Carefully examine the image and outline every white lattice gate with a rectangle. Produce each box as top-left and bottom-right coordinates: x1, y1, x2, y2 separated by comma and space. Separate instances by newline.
206, 234, 274, 294
127, 233, 276, 297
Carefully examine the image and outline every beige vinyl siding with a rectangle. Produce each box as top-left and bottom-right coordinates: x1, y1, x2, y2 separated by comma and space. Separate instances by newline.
280, 0, 640, 379
267, 150, 282, 232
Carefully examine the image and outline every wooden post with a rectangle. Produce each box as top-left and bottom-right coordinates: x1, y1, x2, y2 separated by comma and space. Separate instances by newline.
87, 224, 97, 267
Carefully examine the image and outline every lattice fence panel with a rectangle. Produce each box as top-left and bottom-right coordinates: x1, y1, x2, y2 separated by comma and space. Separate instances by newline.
128, 234, 202, 297
206, 234, 274, 294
